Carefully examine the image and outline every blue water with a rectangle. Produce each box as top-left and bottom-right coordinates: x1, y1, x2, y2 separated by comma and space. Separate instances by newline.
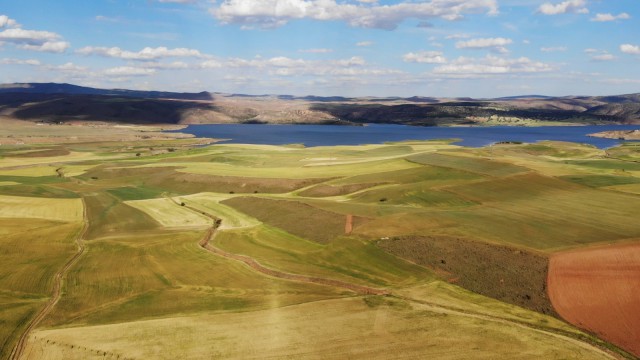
173, 124, 640, 149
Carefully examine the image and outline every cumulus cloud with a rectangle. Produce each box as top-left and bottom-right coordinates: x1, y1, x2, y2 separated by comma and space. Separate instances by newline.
455, 37, 512, 53
403, 51, 447, 64
590, 13, 630, 22
210, 0, 499, 30
433, 55, 553, 75
620, 44, 640, 55
538, 0, 588, 15
0, 15, 19, 28
0, 27, 70, 53
76, 46, 206, 61
356, 41, 373, 47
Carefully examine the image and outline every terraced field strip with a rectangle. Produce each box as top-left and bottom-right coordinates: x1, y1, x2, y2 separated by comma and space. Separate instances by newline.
166, 196, 388, 296
9, 200, 88, 360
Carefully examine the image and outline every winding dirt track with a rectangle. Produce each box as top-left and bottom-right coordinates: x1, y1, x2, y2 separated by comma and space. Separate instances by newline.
178, 199, 625, 359
9, 199, 88, 360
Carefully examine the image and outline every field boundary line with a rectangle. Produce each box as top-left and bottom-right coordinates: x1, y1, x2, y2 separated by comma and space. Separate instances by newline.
9, 198, 89, 360
168, 195, 630, 360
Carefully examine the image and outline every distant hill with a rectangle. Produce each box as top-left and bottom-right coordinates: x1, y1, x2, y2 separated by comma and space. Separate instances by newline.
0, 83, 213, 100
0, 82, 638, 126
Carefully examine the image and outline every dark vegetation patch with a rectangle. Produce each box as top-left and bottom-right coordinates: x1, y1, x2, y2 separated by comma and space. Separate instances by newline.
445, 173, 582, 203
0, 175, 66, 185
0, 184, 79, 198
407, 153, 528, 177
222, 197, 363, 244
80, 165, 328, 194
333, 165, 483, 186
3, 147, 70, 158
559, 174, 640, 188
565, 159, 640, 171
351, 183, 477, 207
298, 183, 382, 197
106, 186, 166, 201
83, 192, 160, 240
377, 235, 555, 316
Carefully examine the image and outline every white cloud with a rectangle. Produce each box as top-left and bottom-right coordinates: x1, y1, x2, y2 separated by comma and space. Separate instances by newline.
620, 44, 640, 55
590, 13, 630, 22
0, 58, 40, 66
199, 59, 223, 69
356, 41, 373, 47
104, 66, 156, 76
584, 48, 615, 61
455, 37, 512, 53
158, 0, 197, 3
76, 46, 206, 61
210, 0, 499, 30
433, 55, 553, 75
540, 46, 567, 52
538, 0, 588, 15
0, 15, 19, 28
298, 48, 333, 53
403, 51, 447, 64
0, 27, 69, 53
19, 41, 70, 53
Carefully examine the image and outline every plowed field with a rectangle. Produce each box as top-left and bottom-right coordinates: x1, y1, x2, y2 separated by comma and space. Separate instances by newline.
548, 242, 640, 357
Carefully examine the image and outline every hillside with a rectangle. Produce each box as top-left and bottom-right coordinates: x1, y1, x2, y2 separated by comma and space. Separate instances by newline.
0, 83, 639, 126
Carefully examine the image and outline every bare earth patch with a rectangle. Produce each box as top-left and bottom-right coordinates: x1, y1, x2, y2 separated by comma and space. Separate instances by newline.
548, 241, 640, 357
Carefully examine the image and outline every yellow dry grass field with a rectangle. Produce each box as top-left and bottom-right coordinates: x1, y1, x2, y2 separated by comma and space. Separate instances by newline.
176, 192, 261, 229
0, 195, 83, 222
138, 158, 421, 179
21, 296, 611, 360
0, 166, 58, 177
125, 198, 212, 227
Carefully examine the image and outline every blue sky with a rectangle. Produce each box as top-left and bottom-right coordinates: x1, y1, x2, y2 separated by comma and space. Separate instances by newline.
0, 0, 638, 97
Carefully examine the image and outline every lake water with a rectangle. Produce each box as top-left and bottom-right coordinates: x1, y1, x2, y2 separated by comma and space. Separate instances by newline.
174, 124, 640, 149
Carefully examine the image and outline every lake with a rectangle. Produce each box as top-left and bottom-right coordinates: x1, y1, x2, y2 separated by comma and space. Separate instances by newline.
173, 124, 640, 149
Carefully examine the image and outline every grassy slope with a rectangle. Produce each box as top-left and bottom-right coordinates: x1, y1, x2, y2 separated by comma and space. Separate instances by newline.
2, 137, 639, 359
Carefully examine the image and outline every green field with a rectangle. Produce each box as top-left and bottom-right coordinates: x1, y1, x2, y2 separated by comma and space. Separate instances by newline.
1, 136, 638, 359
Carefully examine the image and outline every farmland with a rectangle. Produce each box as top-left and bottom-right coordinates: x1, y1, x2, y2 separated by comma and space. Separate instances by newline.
1, 129, 639, 359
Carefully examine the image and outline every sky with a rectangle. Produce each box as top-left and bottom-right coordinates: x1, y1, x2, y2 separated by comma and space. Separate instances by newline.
0, 0, 639, 97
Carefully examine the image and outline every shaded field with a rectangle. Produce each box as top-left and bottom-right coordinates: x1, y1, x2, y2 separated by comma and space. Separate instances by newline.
214, 225, 432, 288
83, 192, 160, 240
548, 242, 640, 357
222, 197, 363, 244
377, 235, 554, 316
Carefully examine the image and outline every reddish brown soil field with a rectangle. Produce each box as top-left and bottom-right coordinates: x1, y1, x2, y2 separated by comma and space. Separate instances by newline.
345, 214, 353, 234
548, 242, 640, 357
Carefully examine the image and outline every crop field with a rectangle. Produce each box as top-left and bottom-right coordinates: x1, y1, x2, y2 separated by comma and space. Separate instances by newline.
1, 134, 639, 359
